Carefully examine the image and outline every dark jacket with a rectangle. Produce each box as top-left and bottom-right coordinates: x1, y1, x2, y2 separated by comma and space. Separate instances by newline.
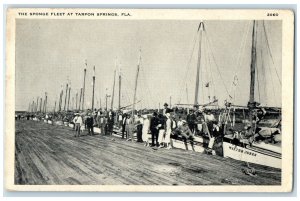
157, 116, 166, 130
187, 113, 196, 124
150, 116, 159, 130
86, 116, 94, 127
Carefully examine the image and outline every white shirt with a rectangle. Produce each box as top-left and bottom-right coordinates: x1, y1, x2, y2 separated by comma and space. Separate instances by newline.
136, 117, 143, 125
73, 116, 78, 123
75, 116, 83, 125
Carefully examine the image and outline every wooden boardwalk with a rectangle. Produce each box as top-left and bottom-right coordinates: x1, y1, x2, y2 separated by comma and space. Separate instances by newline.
14, 120, 281, 185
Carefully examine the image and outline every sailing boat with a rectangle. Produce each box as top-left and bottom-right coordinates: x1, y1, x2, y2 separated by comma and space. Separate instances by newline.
222, 21, 282, 169
172, 21, 215, 152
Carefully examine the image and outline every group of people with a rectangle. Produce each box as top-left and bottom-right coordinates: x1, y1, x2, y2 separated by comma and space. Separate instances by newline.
28, 102, 222, 151
71, 108, 118, 137
66, 102, 218, 150
118, 103, 223, 150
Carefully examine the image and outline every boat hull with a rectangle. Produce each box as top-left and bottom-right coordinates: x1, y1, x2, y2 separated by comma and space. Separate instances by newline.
223, 140, 281, 169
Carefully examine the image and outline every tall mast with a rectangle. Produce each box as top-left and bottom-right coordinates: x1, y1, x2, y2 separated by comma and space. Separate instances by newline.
36, 97, 39, 112
31, 100, 34, 112
194, 21, 205, 106
53, 101, 56, 114
75, 92, 78, 110
44, 92, 48, 113
132, 49, 142, 119
58, 89, 63, 111
64, 83, 68, 111
82, 60, 87, 110
79, 88, 83, 111
67, 86, 71, 111
39, 98, 42, 112
118, 66, 122, 111
249, 20, 257, 128
71, 97, 74, 110
111, 69, 116, 110
92, 65, 96, 110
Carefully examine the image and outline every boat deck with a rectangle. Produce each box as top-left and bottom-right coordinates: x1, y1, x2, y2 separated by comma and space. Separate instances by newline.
14, 120, 281, 185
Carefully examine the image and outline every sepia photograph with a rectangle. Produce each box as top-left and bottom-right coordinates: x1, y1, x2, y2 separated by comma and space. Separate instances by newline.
5, 8, 294, 192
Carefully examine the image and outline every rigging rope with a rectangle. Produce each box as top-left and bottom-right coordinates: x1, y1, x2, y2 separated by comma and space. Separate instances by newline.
255, 22, 277, 106
140, 63, 155, 109
229, 21, 252, 102
178, 29, 199, 104
203, 38, 210, 102
204, 35, 216, 102
264, 44, 277, 106
205, 31, 230, 97
262, 21, 282, 86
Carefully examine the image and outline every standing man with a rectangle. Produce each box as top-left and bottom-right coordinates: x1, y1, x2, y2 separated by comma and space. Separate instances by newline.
136, 113, 143, 143
157, 113, 166, 148
86, 113, 94, 136
102, 111, 108, 135
74, 113, 83, 137
121, 113, 128, 139
107, 110, 115, 135
125, 114, 133, 141
187, 109, 196, 133
150, 112, 159, 147
118, 111, 123, 128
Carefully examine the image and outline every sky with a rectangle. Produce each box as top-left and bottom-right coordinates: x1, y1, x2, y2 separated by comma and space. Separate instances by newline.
15, 19, 282, 111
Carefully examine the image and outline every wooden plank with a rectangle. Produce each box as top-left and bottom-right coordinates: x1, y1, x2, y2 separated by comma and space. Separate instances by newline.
14, 120, 281, 185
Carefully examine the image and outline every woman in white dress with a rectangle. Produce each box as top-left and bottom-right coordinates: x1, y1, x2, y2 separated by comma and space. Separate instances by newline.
142, 115, 150, 146
164, 113, 172, 149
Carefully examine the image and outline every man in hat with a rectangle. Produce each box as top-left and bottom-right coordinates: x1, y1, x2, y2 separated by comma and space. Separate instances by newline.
150, 112, 159, 147
163, 103, 172, 117
86, 113, 94, 136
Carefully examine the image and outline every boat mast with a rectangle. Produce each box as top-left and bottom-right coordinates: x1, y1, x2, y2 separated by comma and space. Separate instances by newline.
39, 98, 42, 112
36, 97, 39, 112
64, 83, 68, 111
75, 92, 78, 110
53, 101, 56, 114
118, 66, 121, 111
67, 86, 71, 111
32, 100, 34, 113
44, 92, 48, 113
249, 20, 257, 128
111, 68, 116, 110
92, 66, 96, 110
132, 49, 142, 119
79, 88, 83, 111
194, 21, 205, 106
82, 60, 87, 110
59, 89, 63, 111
